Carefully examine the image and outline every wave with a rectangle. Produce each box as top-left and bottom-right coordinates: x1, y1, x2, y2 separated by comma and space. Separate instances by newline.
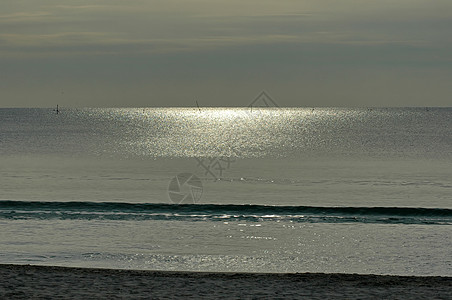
1, 200, 451, 225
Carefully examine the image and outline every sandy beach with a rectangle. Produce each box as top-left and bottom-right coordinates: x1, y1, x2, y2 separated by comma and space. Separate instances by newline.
0, 264, 450, 299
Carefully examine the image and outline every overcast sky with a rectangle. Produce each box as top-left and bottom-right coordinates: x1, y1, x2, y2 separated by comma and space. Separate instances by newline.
1, 0, 451, 107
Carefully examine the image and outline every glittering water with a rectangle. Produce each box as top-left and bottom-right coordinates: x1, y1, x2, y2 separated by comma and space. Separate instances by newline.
2, 107, 451, 159
0, 107, 451, 275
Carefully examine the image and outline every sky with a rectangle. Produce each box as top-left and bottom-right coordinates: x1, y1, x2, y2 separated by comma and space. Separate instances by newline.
1, 0, 451, 108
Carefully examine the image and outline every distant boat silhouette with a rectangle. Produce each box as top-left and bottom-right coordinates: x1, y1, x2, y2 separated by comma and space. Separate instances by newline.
53, 105, 59, 114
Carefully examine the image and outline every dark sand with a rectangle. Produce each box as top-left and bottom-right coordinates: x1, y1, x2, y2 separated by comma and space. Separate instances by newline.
0, 264, 451, 299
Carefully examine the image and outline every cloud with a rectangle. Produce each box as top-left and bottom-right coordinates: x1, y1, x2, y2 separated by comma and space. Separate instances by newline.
1, 0, 450, 58
0, 11, 52, 20
1, 30, 432, 60
0, 32, 305, 58
1, 0, 451, 107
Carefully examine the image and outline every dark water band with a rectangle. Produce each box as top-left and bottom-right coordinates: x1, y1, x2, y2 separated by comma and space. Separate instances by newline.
1, 200, 451, 225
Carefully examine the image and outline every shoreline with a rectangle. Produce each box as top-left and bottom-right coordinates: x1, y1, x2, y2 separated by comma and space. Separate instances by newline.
1, 264, 451, 299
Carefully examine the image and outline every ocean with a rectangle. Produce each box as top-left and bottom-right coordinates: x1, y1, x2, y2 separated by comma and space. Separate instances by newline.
0, 107, 451, 276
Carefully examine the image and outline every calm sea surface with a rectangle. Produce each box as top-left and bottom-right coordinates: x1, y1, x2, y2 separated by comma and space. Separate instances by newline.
0, 108, 451, 275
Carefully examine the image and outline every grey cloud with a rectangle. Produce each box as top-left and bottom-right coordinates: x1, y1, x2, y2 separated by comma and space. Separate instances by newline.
1, 0, 451, 108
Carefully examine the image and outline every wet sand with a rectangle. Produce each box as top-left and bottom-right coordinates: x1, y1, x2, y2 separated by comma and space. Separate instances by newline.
0, 264, 451, 299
